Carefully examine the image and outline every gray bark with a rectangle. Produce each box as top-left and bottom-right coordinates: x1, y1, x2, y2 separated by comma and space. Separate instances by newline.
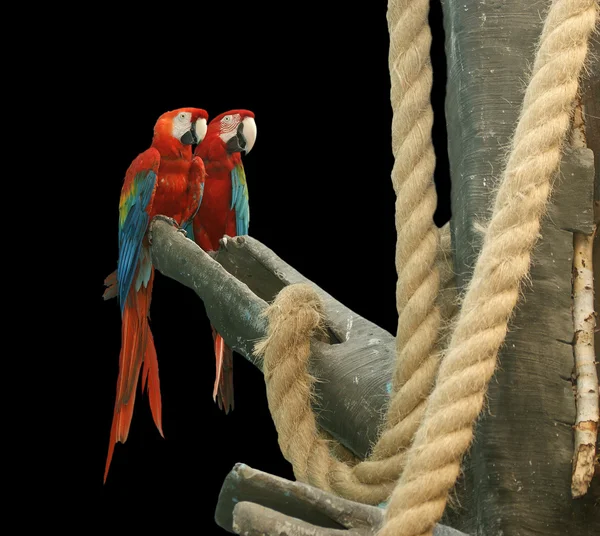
442, 1, 600, 534
214, 463, 468, 536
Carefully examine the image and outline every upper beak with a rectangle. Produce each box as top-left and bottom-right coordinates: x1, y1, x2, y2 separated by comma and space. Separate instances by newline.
195, 118, 207, 144
241, 117, 256, 154
225, 117, 257, 154
181, 122, 199, 145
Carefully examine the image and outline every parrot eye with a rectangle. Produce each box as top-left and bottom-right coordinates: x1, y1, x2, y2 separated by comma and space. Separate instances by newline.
223, 115, 232, 122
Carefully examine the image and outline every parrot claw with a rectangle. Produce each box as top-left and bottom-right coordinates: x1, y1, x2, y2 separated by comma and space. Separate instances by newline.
150, 215, 181, 245
177, 227, 188, 237
153, 215, 180, 229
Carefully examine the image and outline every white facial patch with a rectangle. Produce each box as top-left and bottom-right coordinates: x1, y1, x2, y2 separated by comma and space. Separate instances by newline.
195, 118, 207, 142
172, 111, 192, 140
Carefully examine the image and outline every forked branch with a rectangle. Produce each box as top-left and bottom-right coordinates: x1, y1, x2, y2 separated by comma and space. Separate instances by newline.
148, 218, 398, 458
215, 463, 467, 536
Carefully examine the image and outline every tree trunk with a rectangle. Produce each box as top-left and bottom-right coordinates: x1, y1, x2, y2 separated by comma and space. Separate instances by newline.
441, 1, 599, 533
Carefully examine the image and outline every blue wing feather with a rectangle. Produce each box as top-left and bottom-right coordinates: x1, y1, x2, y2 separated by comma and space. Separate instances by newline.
116, 169, 157, 314
230, 164, 249, 237
182, 220, 194, 241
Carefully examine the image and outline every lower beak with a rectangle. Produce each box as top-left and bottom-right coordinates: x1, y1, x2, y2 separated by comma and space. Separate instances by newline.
226, 122, 247, 154
181, 123, 199, 145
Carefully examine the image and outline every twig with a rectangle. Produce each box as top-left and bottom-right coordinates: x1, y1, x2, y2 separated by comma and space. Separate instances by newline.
572, 227, 599, 498
570, 100, 599, 498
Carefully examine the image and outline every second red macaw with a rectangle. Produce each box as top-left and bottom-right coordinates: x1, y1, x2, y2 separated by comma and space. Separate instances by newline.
184, 109, 257, 414
103, 107, 208, 483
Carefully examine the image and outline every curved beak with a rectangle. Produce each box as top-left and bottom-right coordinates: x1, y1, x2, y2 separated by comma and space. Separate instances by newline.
194, 118, 207, 144
241, 117, 256, 154
181, 121, 199, 145
225, 116, 257, 154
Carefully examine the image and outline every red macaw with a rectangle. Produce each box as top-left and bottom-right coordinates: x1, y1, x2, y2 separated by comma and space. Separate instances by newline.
103, 107, 208, 483
184, 109, 257, 414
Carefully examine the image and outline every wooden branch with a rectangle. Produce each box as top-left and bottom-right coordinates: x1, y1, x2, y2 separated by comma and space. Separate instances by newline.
572, 227, 599, 498
148, 218, 396, 459
215, 463, 468, 536
148, 218, 269, 366
569, 98, 599, 499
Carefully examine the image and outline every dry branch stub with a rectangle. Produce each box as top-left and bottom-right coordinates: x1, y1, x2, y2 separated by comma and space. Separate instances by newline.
572, 227, 599, 498
569, 94, 599, 500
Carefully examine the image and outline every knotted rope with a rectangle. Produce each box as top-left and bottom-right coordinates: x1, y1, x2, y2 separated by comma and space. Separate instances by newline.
255, 228, 456, 504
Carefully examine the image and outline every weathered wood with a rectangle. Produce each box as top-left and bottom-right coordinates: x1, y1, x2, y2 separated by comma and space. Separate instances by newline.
442, 1, 600, 533
572, 226, 598, 498
552, 147, 595, 234
444, 152, 599, 534
148, 219, 396, 459
212, 234, 397, 458
443, 0, 545, 290
583, 33, 600, 504
214, 463, 468, 536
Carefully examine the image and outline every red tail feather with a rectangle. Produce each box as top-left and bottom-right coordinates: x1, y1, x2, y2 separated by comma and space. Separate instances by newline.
103, 270, 118, 300
212, 327, 234, 414
141, 329, 163, 437
104, 269, 162, 483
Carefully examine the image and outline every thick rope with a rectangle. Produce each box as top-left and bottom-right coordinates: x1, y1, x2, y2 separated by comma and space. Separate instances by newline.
254, 0, 453, 504
254, 230, 456, 505
370, 0, 443, 465
378, 1, 599, 535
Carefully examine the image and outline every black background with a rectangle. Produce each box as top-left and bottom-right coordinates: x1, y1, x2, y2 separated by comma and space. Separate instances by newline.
57, 1, 450, 531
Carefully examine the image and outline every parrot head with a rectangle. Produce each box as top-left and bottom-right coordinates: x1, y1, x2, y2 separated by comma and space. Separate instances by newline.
207, 110, 257, 155
153, 107, 209, 148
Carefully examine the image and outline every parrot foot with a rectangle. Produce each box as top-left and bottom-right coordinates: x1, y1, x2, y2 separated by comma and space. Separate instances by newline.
219, 235, 237, 250
177, 227, 188, 237
149, 215, 181, 246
